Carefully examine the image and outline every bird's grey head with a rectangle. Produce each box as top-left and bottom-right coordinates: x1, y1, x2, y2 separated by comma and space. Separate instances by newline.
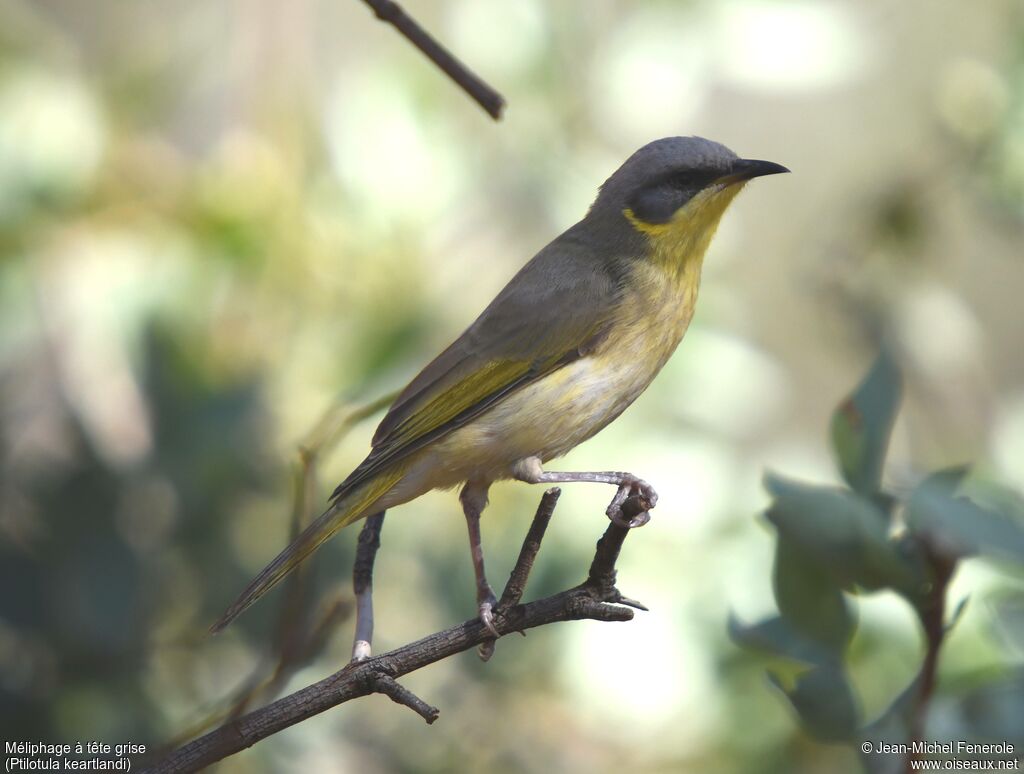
589, 136, 788, 226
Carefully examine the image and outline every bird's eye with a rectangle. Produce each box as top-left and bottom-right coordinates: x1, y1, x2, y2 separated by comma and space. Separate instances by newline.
628, 185, 685, 224
628, 168, 722, 224
670, 168, 720, 194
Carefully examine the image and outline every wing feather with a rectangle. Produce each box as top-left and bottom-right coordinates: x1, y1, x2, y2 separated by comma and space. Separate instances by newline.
331, 227, 624, 501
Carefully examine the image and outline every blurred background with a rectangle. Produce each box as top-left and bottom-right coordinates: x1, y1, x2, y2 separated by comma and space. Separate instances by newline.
1, 0, 1022, 772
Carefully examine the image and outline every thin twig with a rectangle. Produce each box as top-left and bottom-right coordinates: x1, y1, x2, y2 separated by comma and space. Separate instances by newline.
499, 487, 561, 609
371, 674, 440, 724
147, 492, 643, 774
905, 544, 955, 773
360, 0, 506, 119
479, 487, 561, 661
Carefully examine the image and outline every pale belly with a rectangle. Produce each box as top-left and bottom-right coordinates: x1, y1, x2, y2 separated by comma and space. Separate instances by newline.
429, 352, 661, 480
381, 264, 700, 503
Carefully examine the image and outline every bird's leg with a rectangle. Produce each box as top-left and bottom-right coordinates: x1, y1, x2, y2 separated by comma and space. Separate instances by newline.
513, 457, 656, 529
351, 511, 385, 662
459, 481, 500, 638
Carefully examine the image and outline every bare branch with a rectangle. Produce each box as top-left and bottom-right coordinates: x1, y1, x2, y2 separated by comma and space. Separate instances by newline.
146, 493, 646, 774
360, 0, 506, 119
587, 493, 651, 605
371, 674, 440, 724
479, 487, 561, 661
498, 488, 560, 609
905, 542, 956, 774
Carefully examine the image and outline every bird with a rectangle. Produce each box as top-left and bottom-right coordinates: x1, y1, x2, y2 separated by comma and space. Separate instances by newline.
212, 136, 788, 645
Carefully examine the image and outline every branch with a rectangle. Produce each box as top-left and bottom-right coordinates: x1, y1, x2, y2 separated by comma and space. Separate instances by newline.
360, 0, 506, 119
905, 543, 956, 774
146, 490, 647, 773
498, 488, 560, 609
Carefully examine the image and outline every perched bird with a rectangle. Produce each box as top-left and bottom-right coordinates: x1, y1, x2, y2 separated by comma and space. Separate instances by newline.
213, 136, 788, 644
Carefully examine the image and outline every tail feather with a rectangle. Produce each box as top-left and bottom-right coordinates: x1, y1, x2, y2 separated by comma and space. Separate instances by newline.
210, 468, 403, 634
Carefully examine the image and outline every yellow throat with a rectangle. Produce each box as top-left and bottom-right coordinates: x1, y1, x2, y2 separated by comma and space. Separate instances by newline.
624, 181, 747, 279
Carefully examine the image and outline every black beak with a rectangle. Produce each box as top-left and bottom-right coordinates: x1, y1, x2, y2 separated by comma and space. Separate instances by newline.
720, 158, 790, 184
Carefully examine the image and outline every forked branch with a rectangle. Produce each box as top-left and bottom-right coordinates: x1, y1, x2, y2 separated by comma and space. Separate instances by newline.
146, 489, 649, 773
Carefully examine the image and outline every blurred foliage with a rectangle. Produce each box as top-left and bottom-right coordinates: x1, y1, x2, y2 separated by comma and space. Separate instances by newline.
0, 1, 1022, 773
733, 351, 1024, 771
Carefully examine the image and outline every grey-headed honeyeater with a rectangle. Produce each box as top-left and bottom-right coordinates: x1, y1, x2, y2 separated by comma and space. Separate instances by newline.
212, 136, 788, 643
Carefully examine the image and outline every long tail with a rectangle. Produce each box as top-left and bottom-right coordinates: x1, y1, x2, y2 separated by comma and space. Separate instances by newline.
210, 467, 404, 634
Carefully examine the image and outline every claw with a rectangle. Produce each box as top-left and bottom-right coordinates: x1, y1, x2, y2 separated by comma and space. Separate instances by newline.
478, 640, 495, 662
605, 484, 631, 521
608, 509, 635, 529
609, 508, 649, 529
606, 476, 657, 529
629, 476, 658, 508
479, 598, 500, 639
477, 597, 500, 661
627, 509, 651, 528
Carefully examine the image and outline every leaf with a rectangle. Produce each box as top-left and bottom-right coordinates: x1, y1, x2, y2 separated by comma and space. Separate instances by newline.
770, 664, 860, 742
905, 468, 1024, 564
830, 348, 903, 495
728, 613, 835, 666
773, 535, 855, 656
990, 592, 1024, 657
957, 667, 1024, 746
860, 675, 919, 774
764, 473, 923, 595
945, 595, 970, 634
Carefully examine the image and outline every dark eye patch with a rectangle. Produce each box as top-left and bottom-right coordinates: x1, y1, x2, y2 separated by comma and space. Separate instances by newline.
628, 186, 684, 224
627, 167, 723, 224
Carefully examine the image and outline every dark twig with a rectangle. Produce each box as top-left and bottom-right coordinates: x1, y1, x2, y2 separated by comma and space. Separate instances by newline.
371, 674, 440, 723
905, 544, 955, 774
499, 487, 561, 609
478, 487, 561, 661
588, 494, 650, 595
360, 0, 506, 119
147, 492, 644, 774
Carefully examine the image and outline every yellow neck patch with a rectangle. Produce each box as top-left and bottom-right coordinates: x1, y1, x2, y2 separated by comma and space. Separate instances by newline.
623, 182, 746, 275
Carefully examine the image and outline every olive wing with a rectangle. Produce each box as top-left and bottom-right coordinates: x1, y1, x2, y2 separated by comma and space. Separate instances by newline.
331, 238, 621, 501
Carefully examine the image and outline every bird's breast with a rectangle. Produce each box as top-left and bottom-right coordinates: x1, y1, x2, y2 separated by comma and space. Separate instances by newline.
417, 259, 702, 486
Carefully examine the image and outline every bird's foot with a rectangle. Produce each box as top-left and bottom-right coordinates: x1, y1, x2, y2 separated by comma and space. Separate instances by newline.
478, 588, 500, 638
606, 476, 657, 528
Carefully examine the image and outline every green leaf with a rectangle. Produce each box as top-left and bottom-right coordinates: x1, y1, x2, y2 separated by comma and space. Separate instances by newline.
957, 667, 1024, 745
860, 675, 919, 774
905, 468, 1024, 564
991, 592, 1024, 657
830, 348, 903, 495
773, 535, 855, 656
764, 473, 923, 594
770, 664, 860, 742
728, 613, 834, 666
946, 595, 970, 634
